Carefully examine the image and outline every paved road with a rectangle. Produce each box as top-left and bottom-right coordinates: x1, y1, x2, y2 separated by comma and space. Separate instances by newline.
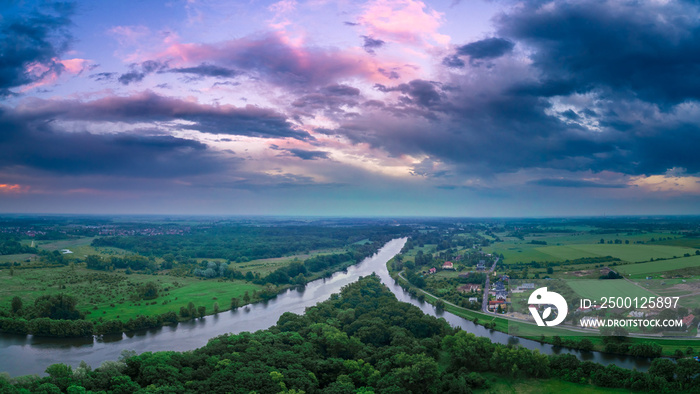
481, 257, 499, 313
397, 258, 697, 339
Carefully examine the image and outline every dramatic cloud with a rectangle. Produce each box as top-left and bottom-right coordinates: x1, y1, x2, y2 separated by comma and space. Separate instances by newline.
456, 37, 514, 60
158, 32, 383, 88
496, 0, 700, 104
2, 0, 700, 214
0, 110, 224, 178
443, 37, 514, 67
0, 2, 75, 95
15, 91, 309, 140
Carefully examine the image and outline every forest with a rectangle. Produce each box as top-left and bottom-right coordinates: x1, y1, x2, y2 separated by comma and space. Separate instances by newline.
1, 276, 698, 393
91, 225, 410, 262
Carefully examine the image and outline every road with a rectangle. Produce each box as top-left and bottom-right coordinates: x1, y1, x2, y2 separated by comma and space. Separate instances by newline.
396, 258, 697, 339
481, 257, 500, 313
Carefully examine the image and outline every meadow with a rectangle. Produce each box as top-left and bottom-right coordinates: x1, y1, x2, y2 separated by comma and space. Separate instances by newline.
0, 266, 261, 322
566, 279, 656, 301
617, 255, 700, 276
0, 253, 36, 263
236, 247, 347, 276
488, 240, 694, 265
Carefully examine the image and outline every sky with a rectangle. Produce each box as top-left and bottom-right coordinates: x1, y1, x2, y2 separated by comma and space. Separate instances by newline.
1, 0, 700, 217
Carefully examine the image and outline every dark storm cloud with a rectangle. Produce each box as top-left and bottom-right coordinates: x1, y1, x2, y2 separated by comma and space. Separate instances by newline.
169, 63, 240, 78
322, 0, 700, 181
528, 179, 627, 189
456, 38, 514, 60
287, 149, 329, 160
496, 0, 700, 104
362, 36, 385, 54
0, 2, 74, 96
333, 76, 618, 175
442, 37, 514, 68
16, 91, 309, 140
375, 80, 444, 108
0, 110, 224, 177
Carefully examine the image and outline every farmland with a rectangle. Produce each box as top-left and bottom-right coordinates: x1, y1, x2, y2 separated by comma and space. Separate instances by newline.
618, 255, 700, 276
488, 242, 695, 265
566, 279, 656, 301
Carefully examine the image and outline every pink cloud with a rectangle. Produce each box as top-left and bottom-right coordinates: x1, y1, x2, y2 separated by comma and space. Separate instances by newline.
0, 184, 29, 194
359, 0, 450, 47
157, 32, 409, 86
19, 58, 92, 92
59, 58, 91, 74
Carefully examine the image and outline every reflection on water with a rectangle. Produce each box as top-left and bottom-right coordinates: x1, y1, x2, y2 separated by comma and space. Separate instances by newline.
0, 238, 653, 377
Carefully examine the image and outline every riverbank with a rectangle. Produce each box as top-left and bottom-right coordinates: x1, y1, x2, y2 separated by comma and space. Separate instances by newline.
0, 239, 408, 377
387, 258, 696, 359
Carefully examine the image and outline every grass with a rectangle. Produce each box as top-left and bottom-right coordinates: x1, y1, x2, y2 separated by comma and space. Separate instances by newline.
389, 257, 698, 359
489, 242, 695, 265
236, 247, 346, 276
617, 255, 700, 276
651, 237, 700, 249
477, 373, 630, 393
36, 237, 96, 251
566, 279, 656, 301
0, 254, 36, 263
0, 266, 262, 322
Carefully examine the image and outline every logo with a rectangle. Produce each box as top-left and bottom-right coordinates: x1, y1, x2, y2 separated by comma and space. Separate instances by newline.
528, 287, 568, 327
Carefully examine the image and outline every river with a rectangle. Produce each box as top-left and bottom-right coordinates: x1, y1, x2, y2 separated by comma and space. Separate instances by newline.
0, 238, 654, 376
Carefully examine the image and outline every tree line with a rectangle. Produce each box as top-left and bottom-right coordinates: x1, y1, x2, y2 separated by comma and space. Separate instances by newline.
2, 276, 698, 393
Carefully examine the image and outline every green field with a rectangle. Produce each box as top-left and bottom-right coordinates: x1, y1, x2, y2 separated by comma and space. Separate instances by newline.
237, 247, 347, 276
617, 255, 700, 276
36, 237, 97, 251
489, 241, 694, 264
0, 266, 262, 322
652, 237, 700, 249
0, 253, 36, 263
566, 279, 656, 301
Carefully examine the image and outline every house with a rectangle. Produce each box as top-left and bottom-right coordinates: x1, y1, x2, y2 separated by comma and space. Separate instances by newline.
442, 261, 454, 270
628, 311, 645, 318
468, 297, 478, 303
646, 276, 653, 280
488, 300, 506, 311
477, 260, 486, 270
683, 314, 695, 328
495, 291, 508, 301
494, 281, 506, 292
428, 267, 437, 274
457, 284, 481, 293
520, 283, 535, 290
